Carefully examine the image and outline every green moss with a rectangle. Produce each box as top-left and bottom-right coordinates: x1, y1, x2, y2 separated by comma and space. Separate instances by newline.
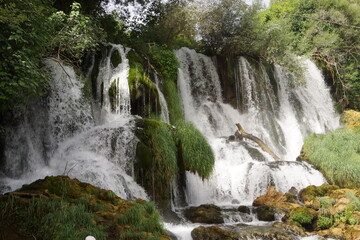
135, 119, 178, 199
317, 216, 333, 230
301, 128, 360, 188
290, 208, 316, 228
127, 51, 161, 118
299, 184, 339, 202
173, 121, 214, 179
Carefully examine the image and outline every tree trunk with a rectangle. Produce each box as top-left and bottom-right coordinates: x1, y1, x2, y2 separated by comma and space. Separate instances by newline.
235, 123, 282, 161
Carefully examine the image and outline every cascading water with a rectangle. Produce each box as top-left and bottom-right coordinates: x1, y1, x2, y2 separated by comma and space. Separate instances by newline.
154, 74, 170, 123
0, 45, 147, 200
175, 47, 339, 206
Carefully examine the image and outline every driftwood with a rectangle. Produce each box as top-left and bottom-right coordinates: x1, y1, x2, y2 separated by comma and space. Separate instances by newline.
235, 123, 282, 161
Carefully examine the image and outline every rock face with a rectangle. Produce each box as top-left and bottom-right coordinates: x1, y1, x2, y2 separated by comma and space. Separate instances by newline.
0, 176, 171, 240
184, 204, 224, 224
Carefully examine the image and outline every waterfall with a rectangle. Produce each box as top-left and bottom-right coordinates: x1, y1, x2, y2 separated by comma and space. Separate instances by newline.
0, 46, 147, 200
154, 74, 170, 123
175, 47, 339, 206
95, 44, 131, 124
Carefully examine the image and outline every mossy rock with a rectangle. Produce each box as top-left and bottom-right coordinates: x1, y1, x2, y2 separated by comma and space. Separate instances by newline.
289, 207, 317, 231
299, 184, 339, 203
128, 58, 161, 118
0, 176, 170, 240
254, 205, 275, 221
184, 204, 224, 224
238, 205, 251, 214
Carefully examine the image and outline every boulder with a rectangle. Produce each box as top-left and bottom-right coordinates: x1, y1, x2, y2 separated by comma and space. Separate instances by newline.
255, 206, 275, 221
238, 205, 251, 214
184, 204, 224, 224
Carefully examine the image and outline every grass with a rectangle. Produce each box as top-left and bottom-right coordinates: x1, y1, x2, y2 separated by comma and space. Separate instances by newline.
302, 128, 360, 188
117, 201, 165, 240
135, 119, 178, 199
173, 121, 215, 179
0, 176, 171, 240
7, 197, 107, 240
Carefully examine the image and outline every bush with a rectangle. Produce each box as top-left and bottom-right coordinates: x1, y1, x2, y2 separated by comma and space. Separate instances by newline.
290, 211, 314, 225
317, 216, 333, 230
302, 128, 360, 188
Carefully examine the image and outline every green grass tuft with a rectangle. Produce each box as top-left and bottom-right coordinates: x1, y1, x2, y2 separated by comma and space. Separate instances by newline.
302, 128, 360, 188
173, 121, 215, 179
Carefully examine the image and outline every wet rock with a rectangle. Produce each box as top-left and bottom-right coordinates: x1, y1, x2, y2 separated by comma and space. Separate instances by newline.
191, 226, 238, 240
184, 204, 224, 224
254, 206, 275, 221
231, 199, 240, 204
238, 205, 250, 214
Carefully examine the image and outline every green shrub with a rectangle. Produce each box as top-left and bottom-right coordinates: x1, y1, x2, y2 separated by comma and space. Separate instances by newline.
173, 121, 215, 179
290, 208, 315, 228
302, 128, 360, 188
317, 216, 333, 230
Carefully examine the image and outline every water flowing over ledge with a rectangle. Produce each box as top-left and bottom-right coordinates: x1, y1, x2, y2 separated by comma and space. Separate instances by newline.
175, 47, 339, 206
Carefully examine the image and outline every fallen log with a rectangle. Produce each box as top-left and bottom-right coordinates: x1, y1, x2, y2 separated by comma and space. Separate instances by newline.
235, 123, 282, 161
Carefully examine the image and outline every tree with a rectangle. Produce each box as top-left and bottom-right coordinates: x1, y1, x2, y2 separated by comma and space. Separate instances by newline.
260, 0, 360, 110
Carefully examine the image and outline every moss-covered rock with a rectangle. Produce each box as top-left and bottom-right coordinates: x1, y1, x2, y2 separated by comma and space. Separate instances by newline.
127, 50, 161, 118
289, 207, 317, 231
341, 110, 360, 130
184, 204, 224, 224
255, 206, 276, 221
299, 184, 339, 204
0, 176, 170, 240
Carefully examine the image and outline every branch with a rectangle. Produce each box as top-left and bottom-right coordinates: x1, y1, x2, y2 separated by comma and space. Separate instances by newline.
235, 123, 282, 161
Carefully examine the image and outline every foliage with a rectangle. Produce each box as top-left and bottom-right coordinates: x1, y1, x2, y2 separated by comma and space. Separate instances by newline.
317, 216, 333, 230
0, 0, 54, 112
290, 208, 314, 226
148, 46, 179, 81
50, 2, 105, 63
117, 201, 165, 238
173, 121, 215, 179
262, 0, 360, 110
194, 0, 304, 80
302, 128, 360, 188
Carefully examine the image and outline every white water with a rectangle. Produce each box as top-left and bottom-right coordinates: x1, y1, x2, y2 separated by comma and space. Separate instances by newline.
154, 74, 170, 123
175, 47, 339, 206
0, 45, 147, 199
